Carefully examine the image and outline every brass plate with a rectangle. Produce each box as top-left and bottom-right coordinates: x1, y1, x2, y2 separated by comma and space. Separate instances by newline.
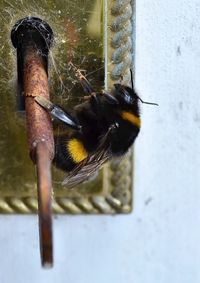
0, 0, 134, 214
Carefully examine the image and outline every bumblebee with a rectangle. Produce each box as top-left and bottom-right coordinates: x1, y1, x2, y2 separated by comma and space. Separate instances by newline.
35, 64, 157, 188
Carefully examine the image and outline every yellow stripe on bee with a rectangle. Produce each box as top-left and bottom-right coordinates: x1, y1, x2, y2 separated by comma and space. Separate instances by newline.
67, 138, 88, 163
121, 111, 141, 128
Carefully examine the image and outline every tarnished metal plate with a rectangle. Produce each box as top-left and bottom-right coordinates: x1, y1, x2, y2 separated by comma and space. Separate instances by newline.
0, 0, 134, 214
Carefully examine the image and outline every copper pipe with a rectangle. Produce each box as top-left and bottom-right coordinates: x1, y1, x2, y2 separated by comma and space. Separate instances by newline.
24, 47, 54, 268
23, 46, 54, 162
36, 142, 53, 267
11, 17, 54, 268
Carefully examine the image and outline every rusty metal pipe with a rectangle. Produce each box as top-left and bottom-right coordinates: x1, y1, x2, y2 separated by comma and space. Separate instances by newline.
11, 17, 54, 268
36, 142, 53, 267
23, 46, 54, 161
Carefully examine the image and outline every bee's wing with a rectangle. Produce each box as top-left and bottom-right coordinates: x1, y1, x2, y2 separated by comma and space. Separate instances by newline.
61, 149, 110, 188
62, 128, 112, 188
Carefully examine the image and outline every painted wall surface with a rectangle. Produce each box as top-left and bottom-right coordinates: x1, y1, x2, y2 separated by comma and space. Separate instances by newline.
1, 0, 200, 282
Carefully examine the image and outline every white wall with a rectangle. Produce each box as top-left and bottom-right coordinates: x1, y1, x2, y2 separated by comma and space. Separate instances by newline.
1, 1, 200, 282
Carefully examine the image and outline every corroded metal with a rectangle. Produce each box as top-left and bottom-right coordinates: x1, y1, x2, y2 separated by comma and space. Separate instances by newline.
108, 0, 134, 83
24, 47, 54, 162
0, 195, 129, 214
107, 0, 134, 207
11, 17, 54, 267
36, 142, 53, 267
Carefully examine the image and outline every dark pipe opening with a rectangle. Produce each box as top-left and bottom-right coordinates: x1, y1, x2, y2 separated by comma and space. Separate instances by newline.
11, 17, 53, 111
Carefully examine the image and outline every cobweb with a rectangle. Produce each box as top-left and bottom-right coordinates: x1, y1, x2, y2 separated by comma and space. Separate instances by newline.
0, 0, 105, 96
0, 0, 105, 193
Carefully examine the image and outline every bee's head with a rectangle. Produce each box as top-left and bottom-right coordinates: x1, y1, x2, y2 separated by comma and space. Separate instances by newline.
113, 70, 158, 107
113, 84, 138, 106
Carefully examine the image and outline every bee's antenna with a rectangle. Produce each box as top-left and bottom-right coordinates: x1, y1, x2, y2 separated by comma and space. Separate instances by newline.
137, 96, 159, 106
130, 69, 158, 106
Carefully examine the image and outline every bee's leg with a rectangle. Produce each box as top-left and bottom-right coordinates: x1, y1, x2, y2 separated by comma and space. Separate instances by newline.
35, 96, 81, 130
68, 62, 94, 95
77, 71, 95, 96
69, 62, 119, 105
76, 73, 118, 105
74, 71, 119, 105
